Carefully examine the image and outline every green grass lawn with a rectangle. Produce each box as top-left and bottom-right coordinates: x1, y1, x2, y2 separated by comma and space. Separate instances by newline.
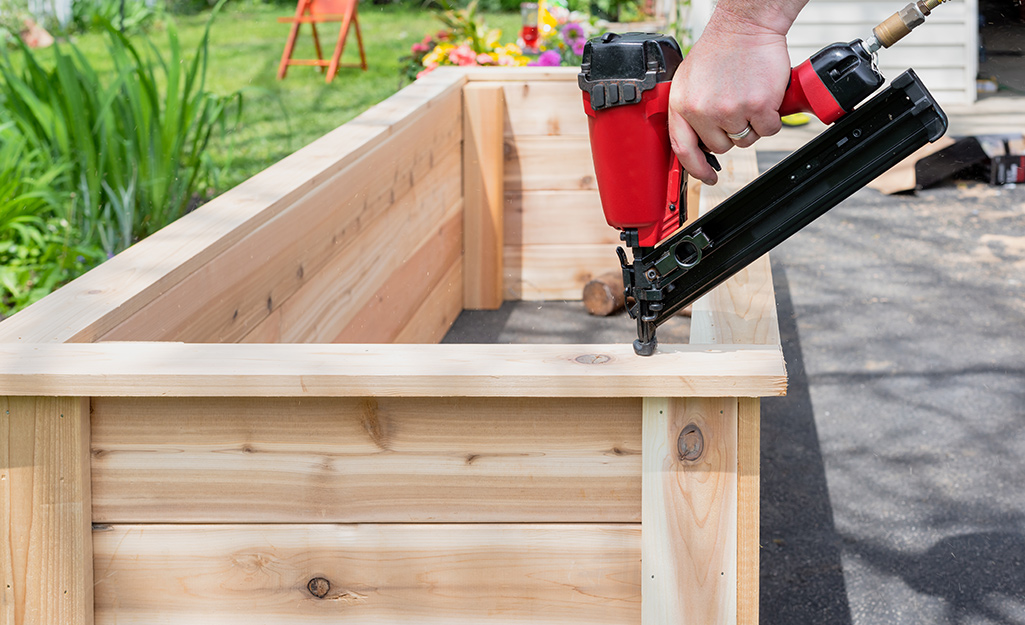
69, 3, 520, 192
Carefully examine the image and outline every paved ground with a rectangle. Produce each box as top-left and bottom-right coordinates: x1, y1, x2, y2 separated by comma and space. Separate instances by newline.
758, 158, 1025, 625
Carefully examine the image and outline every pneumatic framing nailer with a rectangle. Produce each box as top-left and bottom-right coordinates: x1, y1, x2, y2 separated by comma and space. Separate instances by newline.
579, 1, 950, 355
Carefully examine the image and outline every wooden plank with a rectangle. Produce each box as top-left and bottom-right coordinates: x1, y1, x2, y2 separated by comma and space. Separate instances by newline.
690, 149, 780, 347
90, 396, 641, 523
1, 397, 92, 625
503, 190, 612, 248
462, 66, 580, 82
0, 342, 787, 398
503, 243, 620, 301
330, 208, 462, 344
100, 91, 462, 344
92, 523, 640, 624
0, 69, 468, 345
737, 397, 760, 625
462, 83, 506, 310
642, 397, 737, 625
504, 136, 597, 193
500, 81, 589, 138
264, 150, 462, 343
393, 257, 464, 343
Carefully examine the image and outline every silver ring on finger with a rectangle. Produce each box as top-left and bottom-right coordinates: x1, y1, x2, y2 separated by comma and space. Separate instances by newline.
726, 125, 752, 141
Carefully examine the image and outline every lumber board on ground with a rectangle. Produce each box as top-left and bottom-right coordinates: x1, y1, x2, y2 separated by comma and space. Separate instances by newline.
90, 396, 641, 523
642, 396, 738, 625
462, 83, 506, 310
1, 396, 92, 625
0, 69, 468, 345
0, 343, 787, 398
92, 523, 640, 624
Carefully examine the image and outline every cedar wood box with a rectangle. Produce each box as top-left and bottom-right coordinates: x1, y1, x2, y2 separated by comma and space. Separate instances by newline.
0, 67, 786, 625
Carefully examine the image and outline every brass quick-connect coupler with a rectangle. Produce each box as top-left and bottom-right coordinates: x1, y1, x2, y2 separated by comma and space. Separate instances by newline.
870, 0, 946, 50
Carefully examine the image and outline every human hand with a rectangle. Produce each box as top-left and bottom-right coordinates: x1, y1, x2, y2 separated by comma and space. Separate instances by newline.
668, 8, 798, 184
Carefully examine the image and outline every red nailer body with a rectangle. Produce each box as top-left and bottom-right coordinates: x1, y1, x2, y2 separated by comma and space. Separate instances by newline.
579, 32, 884, 250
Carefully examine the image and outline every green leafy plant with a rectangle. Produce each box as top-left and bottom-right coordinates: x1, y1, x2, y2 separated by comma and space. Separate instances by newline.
0, 123, 102, 315
0, 1, 241, 257
71, 0, 164, 33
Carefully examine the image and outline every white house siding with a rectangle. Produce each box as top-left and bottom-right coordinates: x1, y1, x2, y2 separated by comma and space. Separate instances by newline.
689, 0, 979, 104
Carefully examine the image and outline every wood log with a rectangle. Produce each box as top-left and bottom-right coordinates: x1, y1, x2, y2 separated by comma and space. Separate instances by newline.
582, 271, 625, 316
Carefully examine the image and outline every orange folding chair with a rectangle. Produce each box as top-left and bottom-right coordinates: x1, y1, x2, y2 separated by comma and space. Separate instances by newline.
277, 0, 367, 83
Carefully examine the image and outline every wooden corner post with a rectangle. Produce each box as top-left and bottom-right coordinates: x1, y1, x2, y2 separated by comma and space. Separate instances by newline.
462, 83, 506, 309
1, 397, 93, 625
642, 396, 739, 624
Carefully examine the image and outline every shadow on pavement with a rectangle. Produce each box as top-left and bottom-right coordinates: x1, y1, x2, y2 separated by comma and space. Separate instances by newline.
760, 260, 853, 624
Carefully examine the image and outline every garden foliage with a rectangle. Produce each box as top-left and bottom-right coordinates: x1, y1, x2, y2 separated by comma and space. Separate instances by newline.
0, 3, 239, 315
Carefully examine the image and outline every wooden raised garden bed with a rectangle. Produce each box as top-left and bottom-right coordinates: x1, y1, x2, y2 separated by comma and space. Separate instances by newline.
0, 66, 786, 625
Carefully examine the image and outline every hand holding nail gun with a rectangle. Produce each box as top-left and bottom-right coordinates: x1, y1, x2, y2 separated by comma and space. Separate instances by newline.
579, 0, 950, 355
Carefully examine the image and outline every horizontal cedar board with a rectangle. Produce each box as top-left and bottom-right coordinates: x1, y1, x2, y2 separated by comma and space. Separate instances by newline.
500, 81, 589, 138
0, 342, 787, 397
505, 136, 596, 193
330, 208, 463, 344
504, 243, 620, 301
504, 190, 614, 248
391, 258, 464, 344
90, 396, 641, 523
0, 69, 468, 345
241, 149, 463, 344
93, 523, 640, 624
101, 92, 462, 344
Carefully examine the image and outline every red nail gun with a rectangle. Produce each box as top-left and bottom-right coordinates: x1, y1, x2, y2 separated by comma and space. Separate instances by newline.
579, 2, 949, 356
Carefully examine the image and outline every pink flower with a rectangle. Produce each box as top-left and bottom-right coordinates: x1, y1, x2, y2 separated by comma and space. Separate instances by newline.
529, 50, 561, 67
561, 22, 586, 44
416, 64, 437, 79
412, 42, 429, 54
448, 44, 478, 66
571, 40, 585, 56
476, 53, 496, 65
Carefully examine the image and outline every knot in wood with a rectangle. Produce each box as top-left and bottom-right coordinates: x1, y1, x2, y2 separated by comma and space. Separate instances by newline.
677, 423, 704, 462
308, 577, 331, 599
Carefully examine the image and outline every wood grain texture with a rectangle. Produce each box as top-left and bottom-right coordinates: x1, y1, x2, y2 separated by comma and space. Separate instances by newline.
248, 153, 463, 344
90, 396, 641, 523
499, 81, 589, 138
462, 83, 506, 309
737, 397, 760, 625
92, 523, 641, 624
0, 69, 467, 345
504, 136, 596, 193
330, 209, 463, 344
503, 243, 620, 301
0, 343, 786, 398
642, 397, 738, 625
689, 149, 781, 348
503, 190, 611, 248
103, 96, 462, 344
1, 397, 92, 625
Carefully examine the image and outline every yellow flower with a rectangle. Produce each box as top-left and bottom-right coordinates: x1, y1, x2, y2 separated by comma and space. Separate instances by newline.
485, 28, 502, 49
422, 42, 454, 67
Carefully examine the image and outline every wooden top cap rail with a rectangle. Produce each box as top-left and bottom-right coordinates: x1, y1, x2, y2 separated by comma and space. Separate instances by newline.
0, 342, 786, 398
